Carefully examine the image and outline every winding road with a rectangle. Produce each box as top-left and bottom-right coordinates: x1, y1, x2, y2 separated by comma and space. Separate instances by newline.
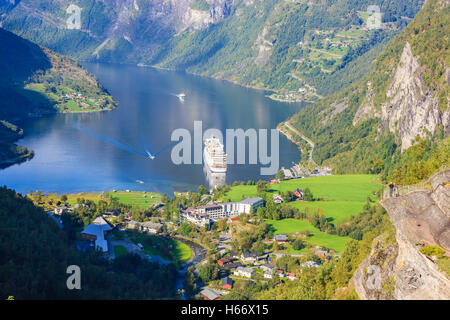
281, 122, 315, 163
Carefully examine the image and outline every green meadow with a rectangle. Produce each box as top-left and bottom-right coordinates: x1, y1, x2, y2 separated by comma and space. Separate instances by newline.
127, 232, 193, 263
107, 191, 162, 209
265, 218, 351, 253
223, 175, 380, 203
289, 200, 365, 224
225, 175, 380, 253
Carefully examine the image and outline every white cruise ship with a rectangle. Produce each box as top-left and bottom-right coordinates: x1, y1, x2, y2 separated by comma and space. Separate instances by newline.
204, 137, 227, 173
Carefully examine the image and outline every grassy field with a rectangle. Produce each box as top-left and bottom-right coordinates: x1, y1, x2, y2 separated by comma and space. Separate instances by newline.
289, 200, 366, 224
113, 245, 128, 258
31, 192, 107, 208
266, 218, 351, 253
107, 191, 162, 209
223, 175, 380, 203
126, 232, 193, 263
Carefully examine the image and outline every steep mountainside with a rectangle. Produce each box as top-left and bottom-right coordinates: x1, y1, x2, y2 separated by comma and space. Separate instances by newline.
0, 0, 424, 100
0, 28, 117, 168
353, 169, 450, 300
285, 0, 449, 180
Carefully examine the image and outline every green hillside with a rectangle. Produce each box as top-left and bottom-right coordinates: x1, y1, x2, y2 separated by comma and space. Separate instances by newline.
0, 0, 424, 101
286, 0, 449, 184
0, 28, 117, 168
0, 186, 177, 299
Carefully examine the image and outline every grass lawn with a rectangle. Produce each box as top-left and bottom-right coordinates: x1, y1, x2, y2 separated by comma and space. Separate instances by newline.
223, 175, 381, 203
32, 192, 107, 207
114, 245, 128, 258
107, 191, 162, 209
288, 200, 366, 224
126, 232, 193, 263
265, 218, 351, 253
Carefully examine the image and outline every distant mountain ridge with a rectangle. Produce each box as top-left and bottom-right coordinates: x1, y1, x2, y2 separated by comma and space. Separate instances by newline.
0, 0, 424, 100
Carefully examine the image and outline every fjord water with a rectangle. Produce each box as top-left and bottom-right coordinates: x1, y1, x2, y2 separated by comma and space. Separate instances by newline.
0, 63, 303, 195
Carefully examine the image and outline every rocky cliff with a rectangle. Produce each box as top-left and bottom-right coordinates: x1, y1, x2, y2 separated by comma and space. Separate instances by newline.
354, 41, 450, 151
353, 169, 450, 300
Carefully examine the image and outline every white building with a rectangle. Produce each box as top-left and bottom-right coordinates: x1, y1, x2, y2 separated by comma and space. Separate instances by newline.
180, 211, 212, 227
234, 267, 255, 278
181, 197, 265, 224
141, 222, 162, 234
81, 217, 112, 255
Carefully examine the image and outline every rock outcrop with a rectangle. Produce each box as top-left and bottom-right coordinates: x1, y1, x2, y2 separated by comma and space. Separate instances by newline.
353, 169, 450, 300
354, 41, 450, 151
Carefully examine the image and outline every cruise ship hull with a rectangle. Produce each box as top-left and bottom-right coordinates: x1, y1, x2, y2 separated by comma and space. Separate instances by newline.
203, 149, 227, 173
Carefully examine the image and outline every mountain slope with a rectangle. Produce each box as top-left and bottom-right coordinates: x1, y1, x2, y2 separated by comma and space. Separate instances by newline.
0, 186, 177, 299
285, 0, 449, 182
0, 28, 117, 168
0, 0, 424, 101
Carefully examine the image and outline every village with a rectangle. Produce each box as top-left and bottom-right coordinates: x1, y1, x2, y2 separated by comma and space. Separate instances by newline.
28, 170, 379, 300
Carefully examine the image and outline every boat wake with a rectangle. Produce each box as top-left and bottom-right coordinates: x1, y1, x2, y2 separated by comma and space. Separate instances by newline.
74, 123, 180, 160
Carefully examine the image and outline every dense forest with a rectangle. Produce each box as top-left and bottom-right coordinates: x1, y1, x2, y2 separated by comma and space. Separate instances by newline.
0, 186, 177, 299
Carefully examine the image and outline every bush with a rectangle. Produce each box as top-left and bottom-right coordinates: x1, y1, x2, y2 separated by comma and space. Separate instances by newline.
292, 239, 306, 251
420, 245, 445, 258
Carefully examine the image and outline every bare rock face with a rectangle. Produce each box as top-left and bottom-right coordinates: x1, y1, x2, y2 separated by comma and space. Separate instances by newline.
381, 42, 449, 150
353, 42, 449, 150
353, 169, 450, 300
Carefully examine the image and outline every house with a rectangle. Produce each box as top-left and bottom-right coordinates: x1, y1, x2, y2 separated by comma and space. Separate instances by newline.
234, 267, 255, 278
282, 168, 293, 179
241, 251, 258, 264
260, 263, 275, 274
277, 269, 285, 278
222, 277, 233, 290
273, 194, 284, 204
217, 257, 233, 267
106, 209, 121, 217
141, 222, 162, 234
54, 206, 68, 215
200, 288, 221, 300
127, 220, 141, 230
80, 217, 113, 255
264, 272, 273, 279
222, 262, 243, 270
316, 250, 328, 260
301, 261, 320, 268
293, 189, 303, 199
274, 234, 288, 243
229, 252, 240, 259
286, 272, 297, 281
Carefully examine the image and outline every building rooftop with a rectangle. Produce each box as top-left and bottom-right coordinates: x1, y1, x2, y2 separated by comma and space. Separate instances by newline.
240, 197, 264, 205
200, 288, 221, 300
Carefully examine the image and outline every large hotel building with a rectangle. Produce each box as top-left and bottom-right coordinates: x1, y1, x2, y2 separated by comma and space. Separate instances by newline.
181, 197, 265, 226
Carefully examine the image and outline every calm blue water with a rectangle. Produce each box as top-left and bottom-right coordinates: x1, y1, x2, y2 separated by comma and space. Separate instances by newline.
0, 63, 304, 195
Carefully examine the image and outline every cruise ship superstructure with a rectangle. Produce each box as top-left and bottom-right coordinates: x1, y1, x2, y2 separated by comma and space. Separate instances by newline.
204, 137, 227, 173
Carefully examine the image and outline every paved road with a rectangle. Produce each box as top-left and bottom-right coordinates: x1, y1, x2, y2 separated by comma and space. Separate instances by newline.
283, 122, 315, 163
